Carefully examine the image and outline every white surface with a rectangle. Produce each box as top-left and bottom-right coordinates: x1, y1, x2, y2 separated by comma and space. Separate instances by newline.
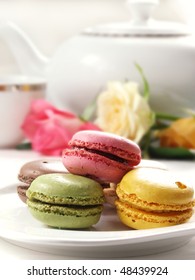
0, 149, 195, 259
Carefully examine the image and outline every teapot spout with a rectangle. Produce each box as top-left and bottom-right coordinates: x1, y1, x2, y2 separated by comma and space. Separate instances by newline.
0, 21, 49, 77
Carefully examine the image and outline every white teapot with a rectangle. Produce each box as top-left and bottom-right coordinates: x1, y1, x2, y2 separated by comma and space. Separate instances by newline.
0, 0, 195, 115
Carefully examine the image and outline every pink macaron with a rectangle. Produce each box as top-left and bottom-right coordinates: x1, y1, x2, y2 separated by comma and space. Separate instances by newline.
62, 130, 141, 183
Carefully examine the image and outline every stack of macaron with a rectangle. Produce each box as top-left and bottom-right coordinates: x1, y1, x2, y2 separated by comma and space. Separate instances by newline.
18, 130, 195, 230
22, 130, 142, 229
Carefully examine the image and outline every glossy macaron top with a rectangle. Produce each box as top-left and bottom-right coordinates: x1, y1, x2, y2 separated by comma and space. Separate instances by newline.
27, 173, 105, 205
18, 159, 67, 184
118, 168, 194, 205
69, 130, 141, 165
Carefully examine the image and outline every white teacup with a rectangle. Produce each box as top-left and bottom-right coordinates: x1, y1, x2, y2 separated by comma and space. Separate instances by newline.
0, 75, 46, 148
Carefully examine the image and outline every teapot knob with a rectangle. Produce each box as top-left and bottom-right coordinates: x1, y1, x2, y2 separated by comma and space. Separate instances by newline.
126, 0, 159, 25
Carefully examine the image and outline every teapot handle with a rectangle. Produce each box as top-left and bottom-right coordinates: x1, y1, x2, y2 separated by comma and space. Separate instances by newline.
0, 20, 49, 77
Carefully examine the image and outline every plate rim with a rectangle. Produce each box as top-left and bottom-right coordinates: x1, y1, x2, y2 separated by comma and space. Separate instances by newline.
0, 185, 195, 248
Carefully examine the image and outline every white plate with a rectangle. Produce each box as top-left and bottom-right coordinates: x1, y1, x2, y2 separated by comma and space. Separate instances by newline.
0, 184, 195, 259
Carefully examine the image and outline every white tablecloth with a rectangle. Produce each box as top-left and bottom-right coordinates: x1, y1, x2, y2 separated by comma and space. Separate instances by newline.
0, 149, 195, 260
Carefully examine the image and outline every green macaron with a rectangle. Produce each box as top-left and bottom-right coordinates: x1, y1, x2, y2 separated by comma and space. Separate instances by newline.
26, 173, 105, 229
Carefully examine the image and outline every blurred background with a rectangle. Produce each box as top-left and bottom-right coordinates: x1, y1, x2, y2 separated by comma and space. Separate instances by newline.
1, 0, 195, 149
0, 0, 195, 74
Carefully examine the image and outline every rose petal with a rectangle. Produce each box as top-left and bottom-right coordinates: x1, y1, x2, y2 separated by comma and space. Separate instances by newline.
31, 123, 71, 155
21, 99, 101, 155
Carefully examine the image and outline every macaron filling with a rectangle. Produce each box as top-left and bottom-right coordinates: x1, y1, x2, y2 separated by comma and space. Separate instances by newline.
116, 186, 195, 212
27, 198, 104, 229
69, 139, 141, 165
66, 147, 135, 165
28, 200, 103, 217
63, 148, 133, 183
27, 190, 105, 206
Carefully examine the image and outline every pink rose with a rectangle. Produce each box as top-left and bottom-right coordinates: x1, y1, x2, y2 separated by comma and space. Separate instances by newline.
21, 99, 101, 156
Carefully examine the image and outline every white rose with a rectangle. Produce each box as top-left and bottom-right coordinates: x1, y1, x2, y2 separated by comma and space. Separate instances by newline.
95, 81, 154, 143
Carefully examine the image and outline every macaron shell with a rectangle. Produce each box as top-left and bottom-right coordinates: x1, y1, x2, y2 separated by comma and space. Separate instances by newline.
28, 200, 102, 229
17, 185, 29, 203
103, 160, 168, 207
115, 200, 193, 230
63, 148, 132, 183
18, 159, 67, 184
69, 130, 141, 165
103, 186, 118, 206
27, 173, 105, 206
118, 168, 194, 206
116, 186, 195, 212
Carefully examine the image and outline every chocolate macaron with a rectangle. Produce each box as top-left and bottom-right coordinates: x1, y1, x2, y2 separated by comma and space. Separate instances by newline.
17, 159, 67, 203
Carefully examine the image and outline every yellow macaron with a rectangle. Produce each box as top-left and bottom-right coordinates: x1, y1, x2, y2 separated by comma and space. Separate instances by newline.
115, 167, 195, 229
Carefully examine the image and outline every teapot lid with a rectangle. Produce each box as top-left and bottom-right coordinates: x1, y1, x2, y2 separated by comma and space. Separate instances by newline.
84, 0, 190, 37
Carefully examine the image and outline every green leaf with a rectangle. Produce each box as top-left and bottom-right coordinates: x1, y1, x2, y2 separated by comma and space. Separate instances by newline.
152, 120, 169, 130
148, 146, 195, 160
80, 99, 97, 122
139, 130, 153, 159
135, 63, 150, 100
155, 112, 180, 121
16, 142, 32, 150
